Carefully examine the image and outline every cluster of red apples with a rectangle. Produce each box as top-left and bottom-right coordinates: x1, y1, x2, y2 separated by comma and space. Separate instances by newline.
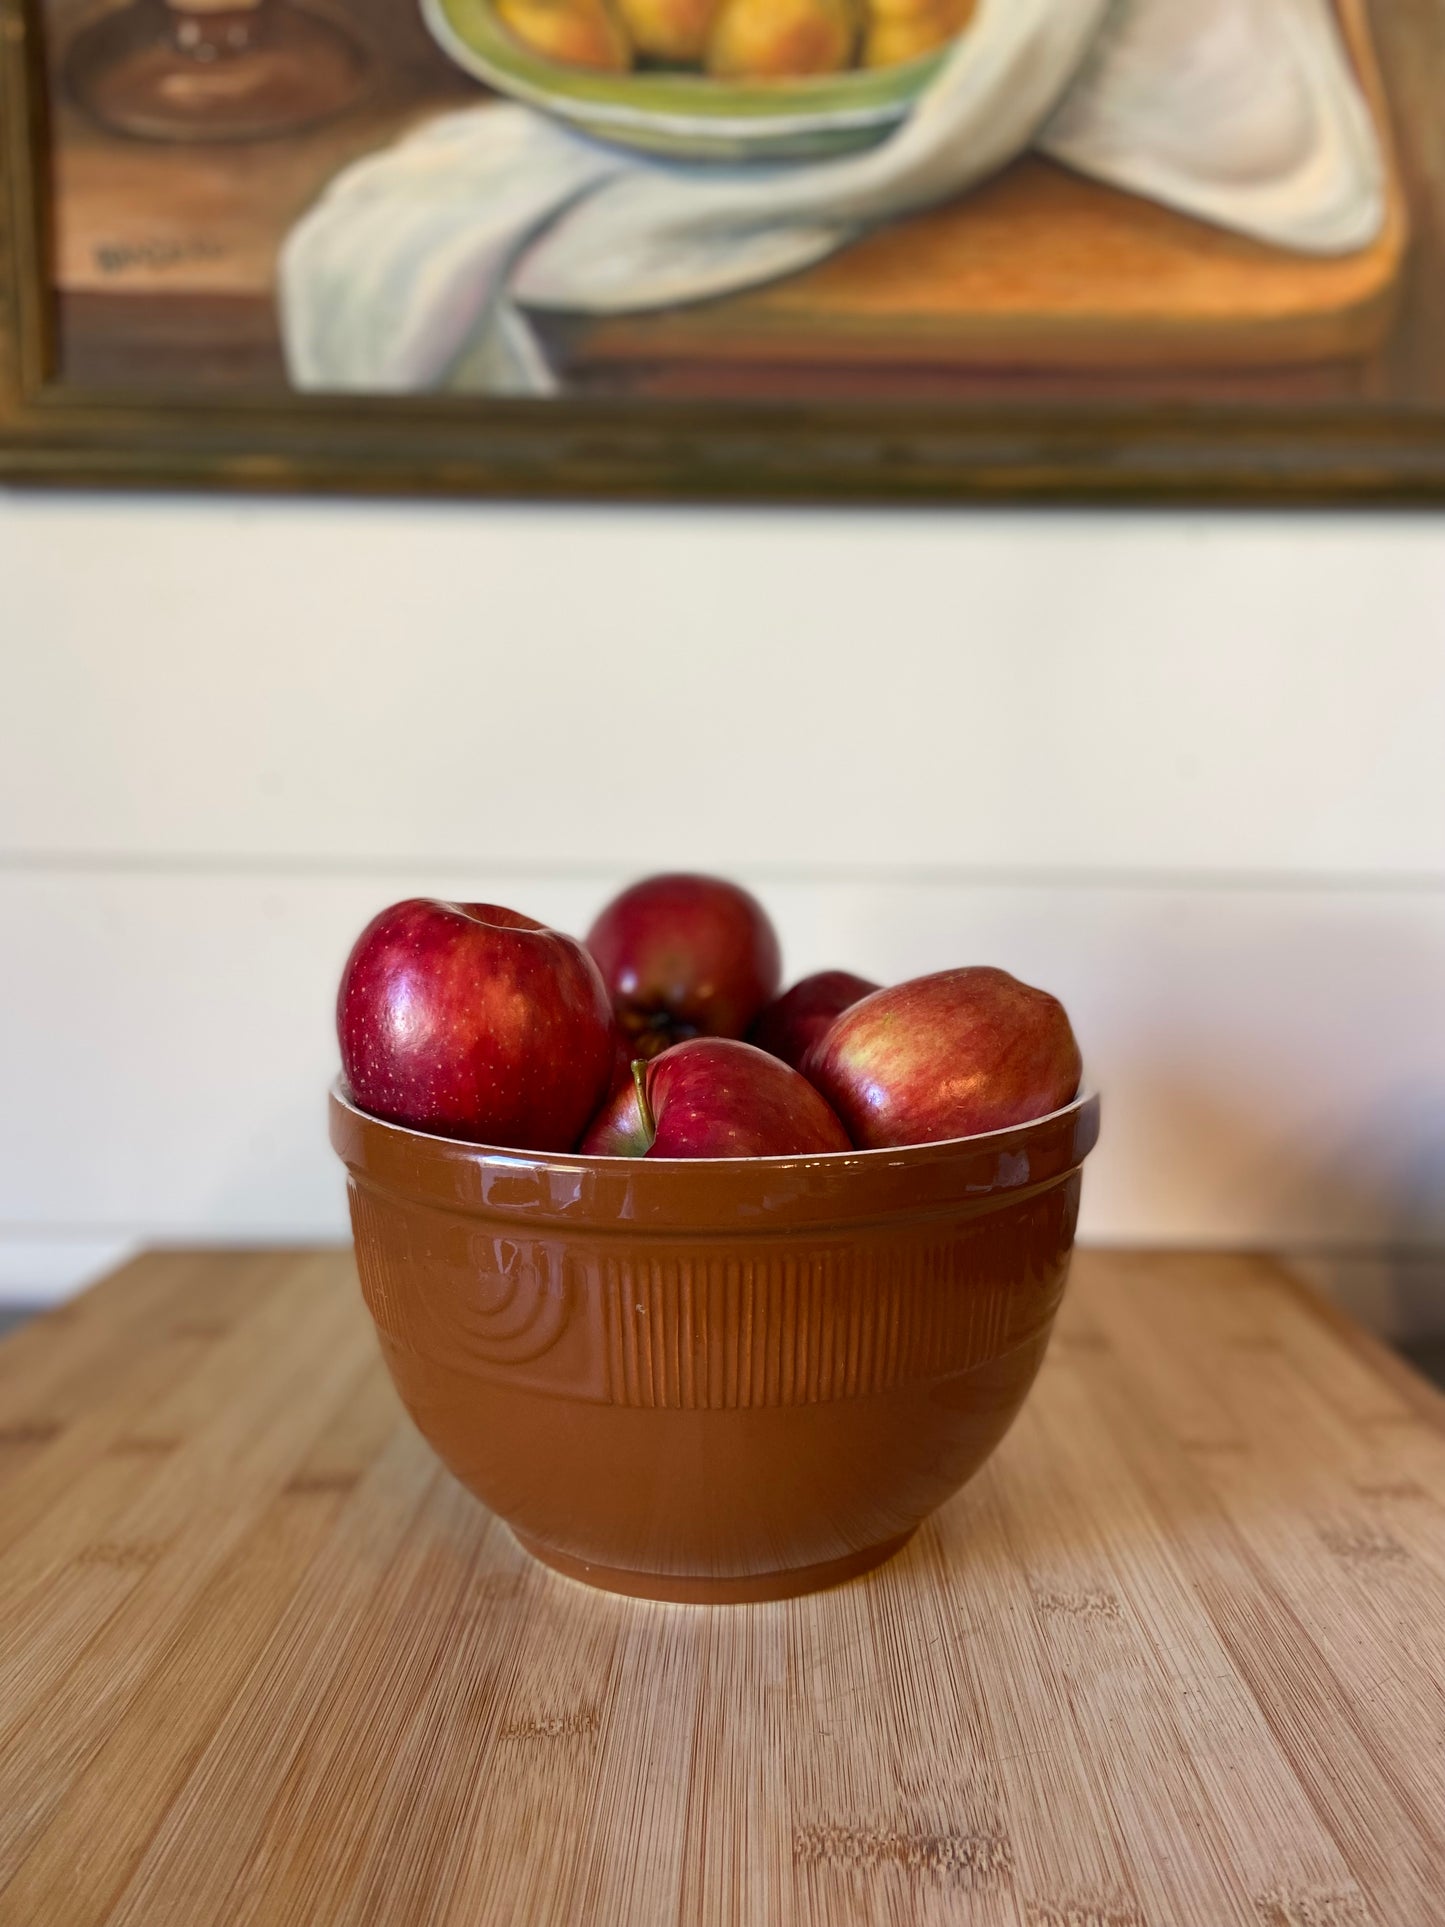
337, 875, 1082, 1160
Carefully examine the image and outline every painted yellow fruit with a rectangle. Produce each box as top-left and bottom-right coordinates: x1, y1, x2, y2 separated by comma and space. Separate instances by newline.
706, 0, 858, 78
496, 0, 634, 69
614, 0, 721, 62
861, 0, 975, 68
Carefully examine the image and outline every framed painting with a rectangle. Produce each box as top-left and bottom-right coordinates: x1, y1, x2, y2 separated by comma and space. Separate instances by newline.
2, 0, 1444, 501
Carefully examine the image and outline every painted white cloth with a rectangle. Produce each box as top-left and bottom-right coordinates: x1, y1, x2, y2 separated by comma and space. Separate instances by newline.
279, 0, 1385, 395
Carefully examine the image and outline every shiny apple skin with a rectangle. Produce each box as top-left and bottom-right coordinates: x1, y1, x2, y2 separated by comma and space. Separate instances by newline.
338, 899, 617, 1152
803, 967, 1082, 1149
577, 1061, 654, 1157
579, 1038, 851, 1159
586, 873, 782, 1058
749, 969, 880, 1071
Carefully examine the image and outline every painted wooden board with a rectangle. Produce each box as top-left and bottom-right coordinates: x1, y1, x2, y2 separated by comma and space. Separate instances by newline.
576, 0, 1407, 376
1, 1247, 1444, 1923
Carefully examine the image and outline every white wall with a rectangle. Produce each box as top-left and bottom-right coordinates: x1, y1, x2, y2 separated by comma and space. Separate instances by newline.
3, 495, 1444, 1334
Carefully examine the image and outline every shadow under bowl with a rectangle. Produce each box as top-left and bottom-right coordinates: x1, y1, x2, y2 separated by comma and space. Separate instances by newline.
330, 1083, 1099, 1603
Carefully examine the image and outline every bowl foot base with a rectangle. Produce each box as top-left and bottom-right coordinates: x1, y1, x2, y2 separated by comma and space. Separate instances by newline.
512, 1528, 917, 1605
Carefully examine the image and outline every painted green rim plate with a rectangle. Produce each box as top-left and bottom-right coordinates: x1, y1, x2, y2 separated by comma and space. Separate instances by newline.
423, 0, 945, 157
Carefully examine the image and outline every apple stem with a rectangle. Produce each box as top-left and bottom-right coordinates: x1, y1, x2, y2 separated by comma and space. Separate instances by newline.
631, 1058, 657, 1150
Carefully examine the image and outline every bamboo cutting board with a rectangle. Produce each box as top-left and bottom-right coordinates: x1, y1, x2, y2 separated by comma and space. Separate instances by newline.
2, 1248, 1444, 1925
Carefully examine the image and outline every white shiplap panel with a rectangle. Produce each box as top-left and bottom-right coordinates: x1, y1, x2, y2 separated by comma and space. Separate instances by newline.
1, 871, 1442, 1270
2, 498, 1444, 876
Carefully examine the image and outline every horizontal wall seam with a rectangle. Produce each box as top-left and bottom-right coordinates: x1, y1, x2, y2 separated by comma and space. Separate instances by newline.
1, 853, 1443, 895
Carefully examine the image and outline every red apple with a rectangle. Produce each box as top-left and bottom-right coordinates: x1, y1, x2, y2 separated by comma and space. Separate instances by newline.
580, 1037, 851, 1158
587, 873, 782, 1059
803, 966, 1081, 1149
749, 969, 881, 1071
338, 898, 616, 1150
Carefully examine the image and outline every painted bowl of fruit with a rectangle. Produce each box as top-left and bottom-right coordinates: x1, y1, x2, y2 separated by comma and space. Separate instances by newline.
330, 875, 1098, 1603
423, 0, 976, 161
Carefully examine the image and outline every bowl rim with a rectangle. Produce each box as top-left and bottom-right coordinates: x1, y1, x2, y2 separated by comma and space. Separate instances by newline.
422, 0, 946, 140
331, 1079, 1100, 1229
330, 1075, 1097, 1167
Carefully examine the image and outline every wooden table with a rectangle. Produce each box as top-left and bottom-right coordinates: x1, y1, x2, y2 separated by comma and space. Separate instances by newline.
2, 1249, 1444, 1925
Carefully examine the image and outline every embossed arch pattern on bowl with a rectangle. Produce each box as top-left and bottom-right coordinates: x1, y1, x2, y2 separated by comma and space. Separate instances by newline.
332, 1083, 1100, 1602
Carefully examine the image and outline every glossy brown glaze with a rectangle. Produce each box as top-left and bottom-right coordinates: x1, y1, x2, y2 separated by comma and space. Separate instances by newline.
330, 1083, 1100, 1602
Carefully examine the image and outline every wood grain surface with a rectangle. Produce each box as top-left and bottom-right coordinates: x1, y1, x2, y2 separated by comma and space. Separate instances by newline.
1, 1247, 1444, 1925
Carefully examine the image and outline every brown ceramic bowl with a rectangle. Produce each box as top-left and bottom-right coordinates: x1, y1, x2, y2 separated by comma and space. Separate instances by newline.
330, 1082, 1099, 1604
